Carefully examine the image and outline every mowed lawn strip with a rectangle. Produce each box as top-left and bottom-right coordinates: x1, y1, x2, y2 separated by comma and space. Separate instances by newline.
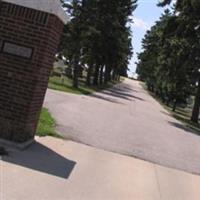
48, 75, 123, 95
140, 82, 200, 134
36, 108, 62, 138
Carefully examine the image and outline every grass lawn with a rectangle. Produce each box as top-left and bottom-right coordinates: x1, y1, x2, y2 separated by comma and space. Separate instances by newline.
36, 108, 62, 138
140, 82, 200, 134
48, 75, 122, 95
169, 107, 200, 133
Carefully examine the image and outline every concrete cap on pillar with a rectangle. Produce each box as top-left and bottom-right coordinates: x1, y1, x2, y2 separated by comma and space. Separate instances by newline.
3, 0, 69, 24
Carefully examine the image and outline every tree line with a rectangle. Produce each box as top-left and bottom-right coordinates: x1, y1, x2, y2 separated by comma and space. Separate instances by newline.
59, 0, 137, 88
136, 0, 200, 123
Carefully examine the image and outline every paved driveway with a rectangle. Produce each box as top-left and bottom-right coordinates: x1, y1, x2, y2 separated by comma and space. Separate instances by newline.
44, 79, 200, 174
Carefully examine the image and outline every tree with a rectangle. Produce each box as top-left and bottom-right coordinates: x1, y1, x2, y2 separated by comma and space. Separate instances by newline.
60, 0, 85, 88
137, 9, 191, 111
158, 0, 200, 122
60, 0, 137, 87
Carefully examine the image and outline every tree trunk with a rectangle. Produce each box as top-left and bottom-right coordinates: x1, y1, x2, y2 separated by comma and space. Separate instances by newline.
86, 65, 93, 86
117, 74, 120, 81
73, 54, 79, 88
166, 98, 170, 107
104, 65, 111, 84
115, 71, 119, 81
112, 69, 116, 81
108, 69, 112, 81
151, 85, 154, 93
191, 78, 200, 123
172, 99, 177, 112
93, 65, 99, 86
99, 66, 104, 85
104, 66, 108, 84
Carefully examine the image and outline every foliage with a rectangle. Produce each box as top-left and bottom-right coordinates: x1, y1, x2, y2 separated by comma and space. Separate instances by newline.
137, 1, 200, 122
48, 74, 122, 95
159, 0, 200, 123
59, 0, 137, 87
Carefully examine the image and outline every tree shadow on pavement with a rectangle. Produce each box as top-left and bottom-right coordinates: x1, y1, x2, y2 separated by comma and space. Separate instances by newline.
160, 111, 171, 117
3, 142, 76, 179
113, 84, 139, 93
90, 93, 124, 104
100, 89, 145, 101
168, 121, 200, 136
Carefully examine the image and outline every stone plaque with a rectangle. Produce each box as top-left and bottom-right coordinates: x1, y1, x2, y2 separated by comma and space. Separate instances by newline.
2, 41, 33, 59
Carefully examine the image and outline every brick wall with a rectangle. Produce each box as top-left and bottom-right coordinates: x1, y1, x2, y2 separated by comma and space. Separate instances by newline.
0, 2, 64, 143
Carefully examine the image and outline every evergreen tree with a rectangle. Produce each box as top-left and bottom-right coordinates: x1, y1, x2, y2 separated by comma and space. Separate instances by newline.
137, 10, 191, 111
158, 0, 200, 123
60, 0, 137, 87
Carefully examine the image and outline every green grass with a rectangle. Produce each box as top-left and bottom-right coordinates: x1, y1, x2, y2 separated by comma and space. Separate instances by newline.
170, 108, 200, 133
140, 82, 200, 134
36, 108, 62, 138
48, 75, 122, 95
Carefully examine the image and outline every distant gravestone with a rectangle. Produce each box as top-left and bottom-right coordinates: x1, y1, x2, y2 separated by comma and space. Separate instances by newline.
0, 0, 68, 148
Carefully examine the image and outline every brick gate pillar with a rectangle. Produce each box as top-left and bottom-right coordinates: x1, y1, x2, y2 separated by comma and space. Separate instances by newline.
0, 0, 68, 147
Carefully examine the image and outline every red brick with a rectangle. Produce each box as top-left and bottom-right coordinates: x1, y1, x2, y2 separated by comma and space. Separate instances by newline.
0, 2, 64, 143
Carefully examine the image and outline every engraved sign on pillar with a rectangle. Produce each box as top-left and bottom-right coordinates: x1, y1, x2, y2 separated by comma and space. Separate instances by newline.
2, 41, 33, 59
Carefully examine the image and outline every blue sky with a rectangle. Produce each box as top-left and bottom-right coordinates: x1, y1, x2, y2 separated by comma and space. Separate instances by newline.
128, 0, 165, 76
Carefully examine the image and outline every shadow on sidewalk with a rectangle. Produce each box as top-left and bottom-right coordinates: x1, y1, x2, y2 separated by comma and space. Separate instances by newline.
90, 93, 124, 104
89, 83, 145, 103
168, 121, 200, 137
101, 89, 145, 101
3, 142, 76, 179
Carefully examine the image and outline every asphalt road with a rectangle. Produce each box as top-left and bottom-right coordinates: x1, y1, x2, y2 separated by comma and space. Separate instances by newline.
44, 79, 200, 174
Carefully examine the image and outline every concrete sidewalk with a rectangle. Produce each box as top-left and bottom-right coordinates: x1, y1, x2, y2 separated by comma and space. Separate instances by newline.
1, 136, 200, 200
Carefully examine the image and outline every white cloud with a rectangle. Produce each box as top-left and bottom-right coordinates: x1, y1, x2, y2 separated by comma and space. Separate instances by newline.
132, 17, 151, 30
